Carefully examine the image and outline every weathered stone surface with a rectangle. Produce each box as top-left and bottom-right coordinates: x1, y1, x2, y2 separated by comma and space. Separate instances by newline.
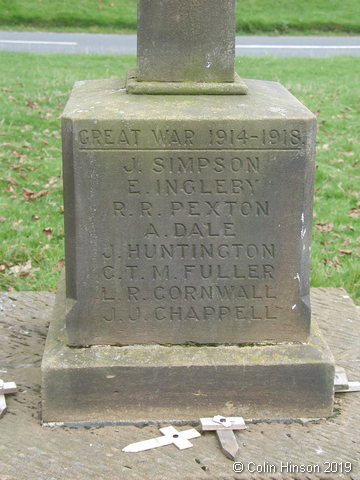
126, 70, 248, 95
137, 0, 235, 83
62, 78, 316, 346
1, 288, 358, 479
41, 277, 334, 423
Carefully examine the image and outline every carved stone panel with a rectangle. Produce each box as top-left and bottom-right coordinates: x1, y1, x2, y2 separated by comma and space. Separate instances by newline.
62, 78, 316, 346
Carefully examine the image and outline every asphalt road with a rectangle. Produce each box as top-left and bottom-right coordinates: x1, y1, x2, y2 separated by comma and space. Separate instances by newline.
1, 31, 360, 56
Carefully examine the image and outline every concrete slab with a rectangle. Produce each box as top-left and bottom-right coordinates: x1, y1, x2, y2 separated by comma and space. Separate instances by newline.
0, 287, 359, 479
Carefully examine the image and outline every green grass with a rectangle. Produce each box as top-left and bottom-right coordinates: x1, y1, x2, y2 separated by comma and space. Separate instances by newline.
0, 52, 359, 303
0, 0, 359, 34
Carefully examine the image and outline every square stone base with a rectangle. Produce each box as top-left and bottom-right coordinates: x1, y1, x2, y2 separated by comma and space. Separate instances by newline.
62, 77, 316, 347
41, 279, 335, 425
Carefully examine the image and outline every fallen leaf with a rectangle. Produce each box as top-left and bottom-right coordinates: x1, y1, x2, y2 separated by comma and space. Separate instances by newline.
315, 222, 333, 232
4, 185, 15, 193
11, 150, 24, 159
9, 259, 32, 276
348, 208, 360, 217
32, 215, 40, 220
0, 177, 18, 185
0, 265, 6, 272
44, 176, 58, 188
339, 249, 352, 256
22, 187, 34, 199
43, 227, 53, 240
26, 100, 39, 109
342, 238, 352, 246
322, 256, 341, 268
22, 188, 48, 201
48, 176, 58, 185
0, 217, 6, 222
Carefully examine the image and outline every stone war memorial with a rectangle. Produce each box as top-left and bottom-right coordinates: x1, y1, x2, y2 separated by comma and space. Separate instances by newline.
41, 0, 335, 424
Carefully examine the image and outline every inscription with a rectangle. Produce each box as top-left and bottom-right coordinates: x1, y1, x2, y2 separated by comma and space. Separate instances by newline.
101, 304, 277, 323
152, 284, 276, 301
152, 129, 195, 146
183, 264, 274, 280
151, 156, 260, 173
209, 128, 303, 148
124, 243, 275, 260
77, 128, 304, 150
101, 262, 275, 281
79, 128, 140, 147
152, 304, 277, 321
146, 222, 236, 238
101, 284, 277, 302
80, 146, 296, 324
154, 178, 258, 195
114, 201, 269, 217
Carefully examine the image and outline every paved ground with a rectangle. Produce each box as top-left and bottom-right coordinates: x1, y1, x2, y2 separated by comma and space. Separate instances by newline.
0, 287, 359, 480
0, 31, 360, 57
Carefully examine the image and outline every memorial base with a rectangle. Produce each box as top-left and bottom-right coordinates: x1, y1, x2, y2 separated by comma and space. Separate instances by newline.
125, 69, 249, 95
41, 278, 335, 425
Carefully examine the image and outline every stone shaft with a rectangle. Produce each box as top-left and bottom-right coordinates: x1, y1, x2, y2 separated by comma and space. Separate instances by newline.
61, 78, 316, 347
137, 0, 235, 83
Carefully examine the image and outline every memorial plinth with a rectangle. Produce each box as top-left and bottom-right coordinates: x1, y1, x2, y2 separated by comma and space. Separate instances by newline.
42, 78, 334, 423
61, 77, 315, 347
41, 0, 335, 423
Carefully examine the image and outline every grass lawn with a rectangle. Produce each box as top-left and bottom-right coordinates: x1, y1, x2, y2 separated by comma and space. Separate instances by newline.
0, 0, 359, 34
0, 52, 359, 303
